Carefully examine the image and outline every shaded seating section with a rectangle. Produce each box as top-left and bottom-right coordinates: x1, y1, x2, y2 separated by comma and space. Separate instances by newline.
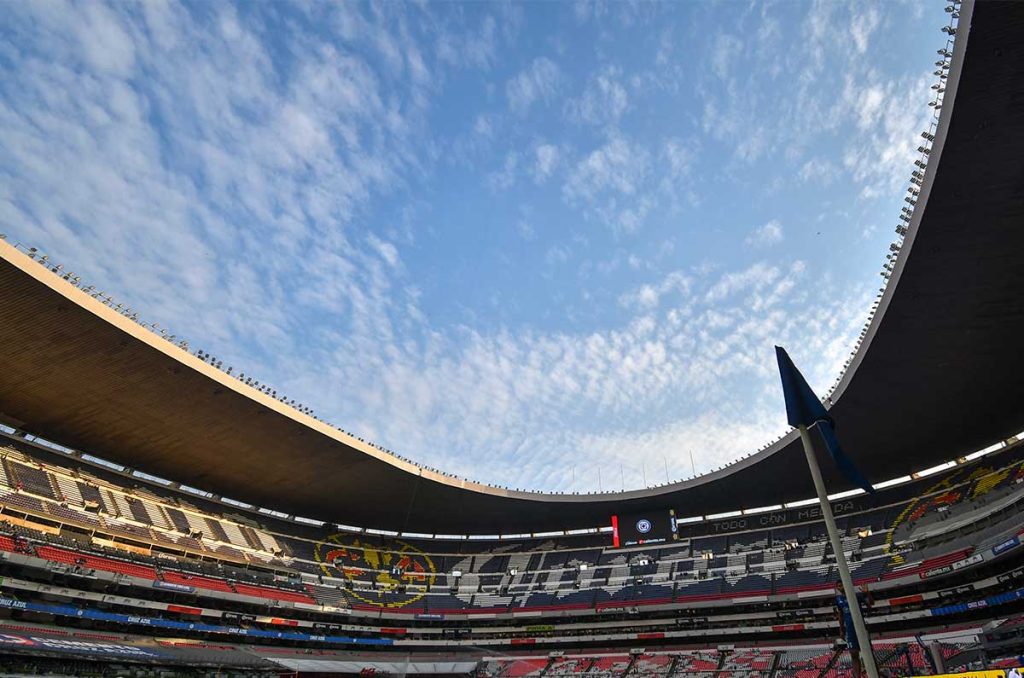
676, 577, 724, 600
487, 658, 548, 677
719, 649, 773, 677
872, 642, 933, 675
33, 543, 158, 579
103, 519, 155, 542
588, 655, 632, 676
232, 581, 315, 604
0, 525, 316, 604
545, 657, 592, 675
630, 653, 672, 675
160, 568, 234, 593
45, 501, 102, 528
775, 647, 836, 678
424, 593, 471, 611
0, 490, 46, 514
0, 446, 288, 568
125, 496, 153, 524
674, 651, 720, 674
163, 505, 194, 533
774, 567, 832, 593
0, 440, 1022, 618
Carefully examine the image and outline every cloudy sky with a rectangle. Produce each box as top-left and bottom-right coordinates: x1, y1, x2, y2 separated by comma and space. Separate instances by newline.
0, 1, 943, 493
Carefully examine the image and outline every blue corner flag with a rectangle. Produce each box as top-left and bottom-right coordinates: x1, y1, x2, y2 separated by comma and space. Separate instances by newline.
775, 346, 874, 494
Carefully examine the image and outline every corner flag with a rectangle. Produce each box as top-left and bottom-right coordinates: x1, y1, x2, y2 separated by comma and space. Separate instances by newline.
775, 346, 874, 494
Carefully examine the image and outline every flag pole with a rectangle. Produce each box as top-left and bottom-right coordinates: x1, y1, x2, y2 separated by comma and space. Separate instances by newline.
798, 424, 878, 678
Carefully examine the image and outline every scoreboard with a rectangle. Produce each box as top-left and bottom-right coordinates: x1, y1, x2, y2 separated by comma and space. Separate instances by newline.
611, 509, 678, 548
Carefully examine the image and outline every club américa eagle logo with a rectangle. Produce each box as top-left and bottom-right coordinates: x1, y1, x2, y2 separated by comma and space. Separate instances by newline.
314, 534, 437, 609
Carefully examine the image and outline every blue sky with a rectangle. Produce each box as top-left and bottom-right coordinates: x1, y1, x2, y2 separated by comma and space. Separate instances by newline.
0, 1, 942, 493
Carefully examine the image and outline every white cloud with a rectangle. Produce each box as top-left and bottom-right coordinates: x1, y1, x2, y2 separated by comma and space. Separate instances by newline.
437, 14, 499, 70
533, 143, 560, 182
486, 151, 520, 191
544, 244, 571, 266
77, 2, 137, 76
516, 220, 536, 241
473, 114, 493, 138
506, 57, 561, 114
705, 261, 781, 302
798, 157, 837, 185
841, 73, 933, 197
0, 0, 902, 495
566, 66, 629, 126
745, 220, 784, 247
619, 271, 691, 311
710, 33, 742, 81
343, 259, 869, 491
850, 6, 881, 54
563, 134, 653, 233
368, 234, 400, 268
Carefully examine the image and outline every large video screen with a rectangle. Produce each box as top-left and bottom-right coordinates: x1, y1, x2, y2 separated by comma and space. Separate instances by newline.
611, 509, 677, 548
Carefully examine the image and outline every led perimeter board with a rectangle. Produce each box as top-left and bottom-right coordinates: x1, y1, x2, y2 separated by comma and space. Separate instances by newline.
611, 509, 678, 548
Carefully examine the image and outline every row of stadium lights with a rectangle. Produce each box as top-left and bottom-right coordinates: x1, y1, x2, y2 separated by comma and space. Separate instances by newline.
0, 3, 963, 498
692, 3, 964, 486
192, 350, 316, 417
822, 1, 960, 403
573, 2, 965, 486
0, 241, 317, 418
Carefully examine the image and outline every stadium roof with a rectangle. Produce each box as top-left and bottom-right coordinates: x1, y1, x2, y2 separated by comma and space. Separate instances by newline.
0, 0, 1022, 535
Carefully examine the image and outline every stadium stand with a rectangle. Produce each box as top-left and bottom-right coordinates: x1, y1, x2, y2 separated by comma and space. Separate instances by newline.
2, 435, 1024, 630
1, 5, 1023, 674
0, 435, 1022, 670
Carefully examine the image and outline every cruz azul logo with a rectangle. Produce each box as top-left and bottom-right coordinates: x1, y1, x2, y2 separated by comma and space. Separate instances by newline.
636, 519, 652, 534
314, 534, 437, 609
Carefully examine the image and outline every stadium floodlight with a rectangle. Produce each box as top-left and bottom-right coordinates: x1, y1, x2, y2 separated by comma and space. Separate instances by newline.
937, 48, 953, 57
941, 26, 956, 35
935, 59, 950, 69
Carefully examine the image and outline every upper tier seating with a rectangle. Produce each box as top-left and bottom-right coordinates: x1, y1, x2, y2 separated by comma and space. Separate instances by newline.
0, 524, 317, 605
0, 439, 1022, 617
